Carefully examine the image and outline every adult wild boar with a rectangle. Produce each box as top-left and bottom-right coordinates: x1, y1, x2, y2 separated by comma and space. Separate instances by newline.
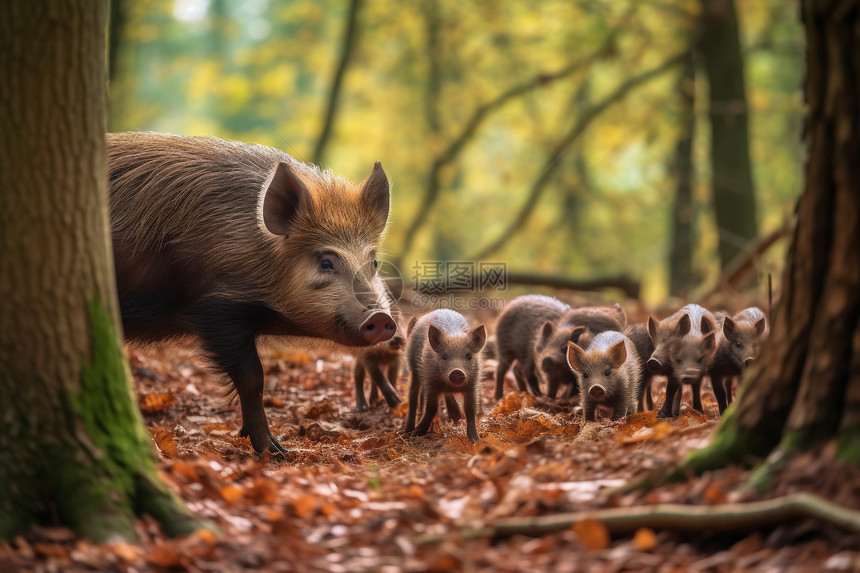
107, 132, 396, 455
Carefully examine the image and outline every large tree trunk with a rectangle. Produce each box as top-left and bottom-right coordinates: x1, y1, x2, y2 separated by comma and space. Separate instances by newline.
699, 0, 759, 272
0, 1, 199, 541
683, 0, 860, 481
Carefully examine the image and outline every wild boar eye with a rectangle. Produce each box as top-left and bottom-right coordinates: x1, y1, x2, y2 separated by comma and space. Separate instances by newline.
320, 259, 334, 271
373, 259, 378, 269
466, 352, 472, 360
734, 341, 743, 349
441, 353, 449, 360
582, 372, 589, 379
604, 369, 611, 377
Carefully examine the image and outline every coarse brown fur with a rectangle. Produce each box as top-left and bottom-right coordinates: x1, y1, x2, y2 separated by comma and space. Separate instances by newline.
107, 131, 395, 454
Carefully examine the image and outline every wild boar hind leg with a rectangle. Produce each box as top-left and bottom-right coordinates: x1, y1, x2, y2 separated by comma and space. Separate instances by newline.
367, 361, 402, 408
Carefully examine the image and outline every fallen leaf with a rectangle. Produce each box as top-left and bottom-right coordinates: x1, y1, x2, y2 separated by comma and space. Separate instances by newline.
633, 528, 658, 551
139, 391, 177, 415
571, 518, 610, 552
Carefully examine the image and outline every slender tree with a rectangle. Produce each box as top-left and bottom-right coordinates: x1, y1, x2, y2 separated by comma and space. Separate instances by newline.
699, 0, 759, 271
675, 0, 860, 485
668, 52, 696, 297
0, 1, 201, 541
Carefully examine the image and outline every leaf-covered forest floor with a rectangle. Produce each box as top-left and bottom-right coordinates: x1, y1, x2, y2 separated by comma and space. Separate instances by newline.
4, 309, 860, 572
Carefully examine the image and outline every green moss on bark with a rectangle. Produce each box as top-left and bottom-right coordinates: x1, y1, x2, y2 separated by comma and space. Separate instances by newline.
51, 297, 201, 542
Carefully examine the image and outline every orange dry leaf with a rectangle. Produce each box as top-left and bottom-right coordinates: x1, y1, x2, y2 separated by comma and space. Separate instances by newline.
202, 423, 232, 434
633, 528, 658, 551
492, 392, 534, 416
292, 494, 317, 518
111, 542, 142, 562
171, 460, 199, 482
246, 477, 278, 505
392, 402, 409, 418
193, 529, 217, 544
264, 396, 286, 407
219, 484, 244, 505
703, 481, 728, 505
571, 518, 610, 552
150, 427, 178, 457
139, 391, 177, 415
146, 543, 182, 568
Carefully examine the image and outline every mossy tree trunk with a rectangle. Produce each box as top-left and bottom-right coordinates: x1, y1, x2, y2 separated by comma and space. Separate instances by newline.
0, 1, 200, 542
699, 0, 759, 271
683, 0, 860, 483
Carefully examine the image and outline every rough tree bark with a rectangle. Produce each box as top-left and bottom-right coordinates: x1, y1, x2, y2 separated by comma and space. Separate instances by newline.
0, 1, 200, 541
680, 0, 860, 485
699, 0, 759, 271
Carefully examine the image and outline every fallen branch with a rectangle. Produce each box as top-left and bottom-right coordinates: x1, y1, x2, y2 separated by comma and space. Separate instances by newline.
416, 493, 860, 544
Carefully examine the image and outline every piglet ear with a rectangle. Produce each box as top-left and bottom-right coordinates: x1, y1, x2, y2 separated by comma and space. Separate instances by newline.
427, 324, 445, 354
361, 161, 390, 234
722, 316, 738, 341
677, 313, 692, 336
754, 317, 768, 337
569, 325, 587, 344
263, 162, 313, 236
540, 321, 554, 343
467, 324, 487, 353
647, 316, 658, 341
607, 340, 627, 368
407, 315, 418, 336
701, 314, 716, 335
566, 341, 585, 372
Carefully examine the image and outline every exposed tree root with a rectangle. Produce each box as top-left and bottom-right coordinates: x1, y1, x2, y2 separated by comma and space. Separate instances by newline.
417, 493, 860, 544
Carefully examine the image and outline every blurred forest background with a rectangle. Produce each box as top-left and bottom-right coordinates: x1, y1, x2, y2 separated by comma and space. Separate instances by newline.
108, 0, 803, 305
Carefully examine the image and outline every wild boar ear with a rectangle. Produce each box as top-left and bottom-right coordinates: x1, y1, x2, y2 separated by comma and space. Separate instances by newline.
540, 321, 554, 343
647, 316, 658, 340
467, 324, 487, 353
263, 162, 312, 236
566, 341, 585, 372
677, 314, 692, 336
427, 324, 445, 354
361, 161, 390, 232
754, 317, 768, 337
407, 315, 418, 336
722, 317, 738, 341
607, 340, 627, 368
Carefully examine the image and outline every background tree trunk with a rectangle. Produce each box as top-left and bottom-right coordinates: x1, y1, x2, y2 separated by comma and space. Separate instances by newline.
699, 0, 759, 272
0, 1, 198, 541
669, 53, 696, 297
683, 0, 860, 482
